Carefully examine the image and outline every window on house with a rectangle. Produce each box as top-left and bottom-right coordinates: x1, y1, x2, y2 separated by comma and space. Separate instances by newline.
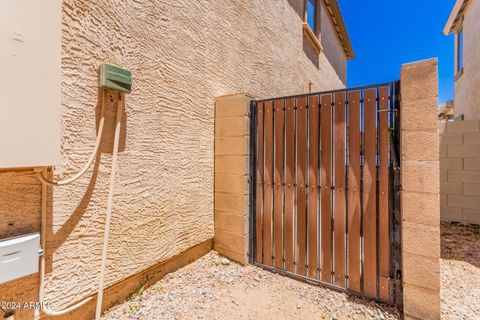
303, 0, 322, 53
456, 29, 464, 74
306, 0, 317, 33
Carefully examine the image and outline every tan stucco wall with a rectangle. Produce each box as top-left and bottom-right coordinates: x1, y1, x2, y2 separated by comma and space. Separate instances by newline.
320, 3, 347, 83
453, 0, 480, 120
0, 0, 346, 316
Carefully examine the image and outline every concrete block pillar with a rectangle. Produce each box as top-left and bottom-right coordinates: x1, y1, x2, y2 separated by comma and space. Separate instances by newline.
214, 93, 252, 265
400, 59, 441, 320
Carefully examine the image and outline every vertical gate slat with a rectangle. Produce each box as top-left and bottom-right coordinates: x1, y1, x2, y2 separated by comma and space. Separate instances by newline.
363, 89, 378, 297
307, 95, 319, 279
284, 98, 295, 272
334, 92, 347, 287
255, 102, 265, 263
263, 100, 274, 266
274, 99, 285, 269
378, 87, 390, 300
320, 94, 333, 283
347, 91, 361, 292
296, 96, 307, 276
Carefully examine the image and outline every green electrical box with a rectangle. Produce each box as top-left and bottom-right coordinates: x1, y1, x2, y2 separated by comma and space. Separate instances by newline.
99, 64, 132, 93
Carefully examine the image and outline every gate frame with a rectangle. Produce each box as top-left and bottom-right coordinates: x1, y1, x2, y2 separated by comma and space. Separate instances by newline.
247, 81, 403, 308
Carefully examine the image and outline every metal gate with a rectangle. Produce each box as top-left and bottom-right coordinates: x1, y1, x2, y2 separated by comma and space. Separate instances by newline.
249, 82, 402, 307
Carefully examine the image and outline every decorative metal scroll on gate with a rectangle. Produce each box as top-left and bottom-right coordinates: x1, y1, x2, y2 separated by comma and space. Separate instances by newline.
249, 81, 402, 308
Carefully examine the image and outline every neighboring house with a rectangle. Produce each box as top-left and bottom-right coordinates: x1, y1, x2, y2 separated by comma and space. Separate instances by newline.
440, 0, 480, 225
0, 1, 353, 319
443, 0, 480, 120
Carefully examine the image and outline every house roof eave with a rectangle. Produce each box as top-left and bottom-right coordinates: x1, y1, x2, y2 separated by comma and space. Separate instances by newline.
322, 0, 355, 60
443, 0, 471, 35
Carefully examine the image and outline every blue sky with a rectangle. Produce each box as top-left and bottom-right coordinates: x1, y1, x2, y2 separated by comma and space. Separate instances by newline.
337, 0, 456, 105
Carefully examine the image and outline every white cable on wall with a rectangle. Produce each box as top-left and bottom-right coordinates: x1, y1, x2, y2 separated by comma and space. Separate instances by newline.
94, 93, 123, 320
36, 91, 107, 186
39, 170, 93, 316
38, 91, 123, 318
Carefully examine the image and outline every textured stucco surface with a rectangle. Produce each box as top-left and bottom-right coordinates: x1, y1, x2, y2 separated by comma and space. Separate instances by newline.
453, 0, 480, 120
0, 0, 346, 314
320, 3, 347, 83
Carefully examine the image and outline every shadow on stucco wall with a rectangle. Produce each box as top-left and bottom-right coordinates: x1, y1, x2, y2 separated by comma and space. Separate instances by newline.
44, 157, 101, 272
97, 89, 127, 154
45, 88, 128, 271
286, 0, 304, 18
303, 36, 320, 69
287, 0, 321, 69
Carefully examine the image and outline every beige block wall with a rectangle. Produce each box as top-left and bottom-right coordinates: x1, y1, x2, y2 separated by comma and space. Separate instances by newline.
453, 0, 480, 120
0, 0, 346, 317
213, 94, 251, 265
400, 59, 440, 320
440, 119, 480, 224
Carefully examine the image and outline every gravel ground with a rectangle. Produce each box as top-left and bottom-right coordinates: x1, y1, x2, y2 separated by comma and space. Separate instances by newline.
103, 222, 479, 320
103, 255, 399, 320
441, 222, 480, 320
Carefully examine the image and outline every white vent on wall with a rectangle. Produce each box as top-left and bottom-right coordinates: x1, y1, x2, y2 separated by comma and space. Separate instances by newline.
0, 0, 61, 169
0, 233, 40, 284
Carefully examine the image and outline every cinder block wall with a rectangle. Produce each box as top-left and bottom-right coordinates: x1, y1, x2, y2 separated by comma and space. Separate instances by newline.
440, 120, 480, 224
400, 59, 440, 320
213, 94, 252, 265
